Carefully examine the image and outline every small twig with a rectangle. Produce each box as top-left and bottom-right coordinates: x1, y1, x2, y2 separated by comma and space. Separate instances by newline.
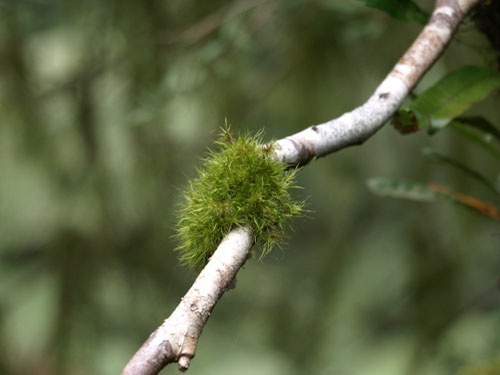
163, 0, 272, 46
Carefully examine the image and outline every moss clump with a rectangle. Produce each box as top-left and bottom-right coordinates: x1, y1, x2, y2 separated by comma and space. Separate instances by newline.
175, 128, 304, 270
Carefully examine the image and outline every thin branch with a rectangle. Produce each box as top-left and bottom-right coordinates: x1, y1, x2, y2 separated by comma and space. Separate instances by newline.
163, 0, 272, 46
122, 227, 253, 374
273, 0, 477, 165
122, 1, 481, 374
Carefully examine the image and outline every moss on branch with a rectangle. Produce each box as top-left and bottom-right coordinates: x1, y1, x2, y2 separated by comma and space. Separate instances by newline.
175, 128, 304, 270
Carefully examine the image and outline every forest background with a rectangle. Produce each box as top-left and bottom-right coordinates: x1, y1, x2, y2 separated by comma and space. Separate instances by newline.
0, 0, 499, 374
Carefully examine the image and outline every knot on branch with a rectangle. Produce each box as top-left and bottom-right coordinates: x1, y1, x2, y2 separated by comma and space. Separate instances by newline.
178, 355, 191, 372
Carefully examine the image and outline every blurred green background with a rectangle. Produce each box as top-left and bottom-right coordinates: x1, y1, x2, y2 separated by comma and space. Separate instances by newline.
0, 0, 499, 374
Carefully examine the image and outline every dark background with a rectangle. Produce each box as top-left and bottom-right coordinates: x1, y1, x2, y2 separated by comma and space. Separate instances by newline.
0, 0, 499, 374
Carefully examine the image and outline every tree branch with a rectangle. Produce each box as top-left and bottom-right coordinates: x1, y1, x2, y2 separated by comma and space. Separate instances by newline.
163, 0, 271, 45
273, 0, 476, 166
122, 1, 481, 374
122, 227, 253, 374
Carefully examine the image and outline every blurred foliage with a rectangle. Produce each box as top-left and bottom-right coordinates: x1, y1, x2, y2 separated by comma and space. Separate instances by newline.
358, 0, 429, 24
0, 0, 499, 374
460, 357, 500, 375
368, 177, 500, 220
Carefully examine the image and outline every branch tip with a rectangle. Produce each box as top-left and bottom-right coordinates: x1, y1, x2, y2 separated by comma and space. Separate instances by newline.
178, 356, 191, 372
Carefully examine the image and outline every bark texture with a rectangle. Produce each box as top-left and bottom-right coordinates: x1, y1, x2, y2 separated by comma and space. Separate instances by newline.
122, 227, 253, 374
273, 0, 472, 166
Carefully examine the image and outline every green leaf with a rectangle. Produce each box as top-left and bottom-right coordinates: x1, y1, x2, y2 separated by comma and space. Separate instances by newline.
422, 148, 500, 195
427, 183, 500, 220
367, 177, 500, 220
359, 0, 429, 24
392, 67, 500, 133
450, 118, 500, 159
367, 177, 436, 201
454, 116, 500, 142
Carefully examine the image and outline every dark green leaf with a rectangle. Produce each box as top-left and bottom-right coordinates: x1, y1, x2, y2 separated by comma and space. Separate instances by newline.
422, 148, 500, 195
359, 0, 429, 24
450, 119, 500, 159
454, 116, 500, 142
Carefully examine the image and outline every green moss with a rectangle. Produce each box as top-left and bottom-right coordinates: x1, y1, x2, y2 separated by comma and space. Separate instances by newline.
175, 128, 304, 270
